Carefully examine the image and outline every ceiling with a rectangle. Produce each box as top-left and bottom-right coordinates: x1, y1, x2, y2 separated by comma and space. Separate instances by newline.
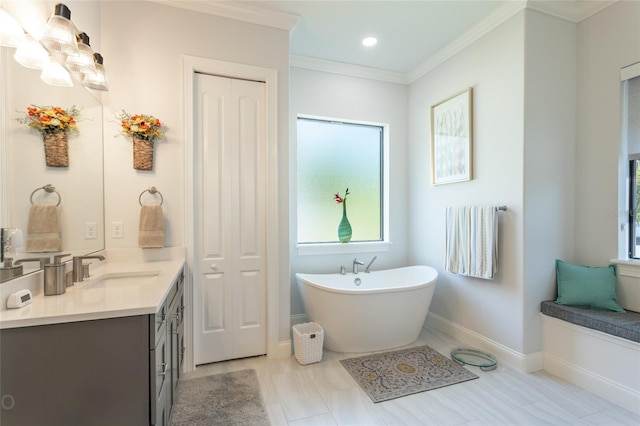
161, 0, 618, 80
242, 0, 508, 74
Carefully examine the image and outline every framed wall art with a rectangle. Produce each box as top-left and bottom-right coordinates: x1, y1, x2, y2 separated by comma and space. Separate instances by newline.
430, 88, 473, 185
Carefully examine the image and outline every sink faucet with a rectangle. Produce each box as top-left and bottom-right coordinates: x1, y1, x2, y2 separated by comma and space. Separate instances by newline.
364, 256, 377, 273
14, 257, 50, 268
73, 255, 105, 283
353, 258, 365, 274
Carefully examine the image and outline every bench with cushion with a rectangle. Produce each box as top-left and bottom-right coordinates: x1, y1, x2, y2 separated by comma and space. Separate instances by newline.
541, 260, 640, 415
541, 300, 640, 343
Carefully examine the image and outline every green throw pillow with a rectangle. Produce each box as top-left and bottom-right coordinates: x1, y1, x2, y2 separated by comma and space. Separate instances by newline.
555, 259, 625, 312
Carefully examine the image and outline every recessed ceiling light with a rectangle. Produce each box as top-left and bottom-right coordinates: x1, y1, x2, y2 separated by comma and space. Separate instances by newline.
362, 36, 377, 47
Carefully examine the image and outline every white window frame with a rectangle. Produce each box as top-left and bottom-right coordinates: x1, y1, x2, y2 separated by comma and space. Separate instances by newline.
296, 114, 391, 256
619, 62, 640, 261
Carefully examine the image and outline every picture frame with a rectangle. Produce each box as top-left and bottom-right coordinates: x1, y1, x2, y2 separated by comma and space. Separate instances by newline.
430, 88, 473, 185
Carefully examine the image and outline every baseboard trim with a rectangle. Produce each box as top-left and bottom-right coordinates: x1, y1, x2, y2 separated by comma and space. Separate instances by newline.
543, 352, 640, 415
425, 312, 543, 373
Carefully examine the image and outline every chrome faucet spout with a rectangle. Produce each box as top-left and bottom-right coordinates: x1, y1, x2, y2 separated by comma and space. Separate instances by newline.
364, 256, 377, 273
353, 258, 365, 274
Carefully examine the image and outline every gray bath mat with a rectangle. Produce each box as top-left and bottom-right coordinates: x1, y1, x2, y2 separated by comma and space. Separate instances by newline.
340, 344, 478, 403
171, 369, 269, 425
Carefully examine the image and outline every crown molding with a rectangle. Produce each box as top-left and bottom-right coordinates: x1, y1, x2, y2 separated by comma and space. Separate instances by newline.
407, 0, 526, 84
151, 0, 618, 85
526, 0, 618, 23
290, 55, 409, 85
147, 0, 300, 31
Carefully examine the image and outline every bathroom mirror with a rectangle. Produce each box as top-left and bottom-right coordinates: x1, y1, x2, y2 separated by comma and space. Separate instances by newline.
0, 47, 105, 281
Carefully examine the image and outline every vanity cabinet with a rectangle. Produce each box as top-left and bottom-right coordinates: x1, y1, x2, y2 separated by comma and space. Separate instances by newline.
152, 269, 185, 425
0, 268, 185, 426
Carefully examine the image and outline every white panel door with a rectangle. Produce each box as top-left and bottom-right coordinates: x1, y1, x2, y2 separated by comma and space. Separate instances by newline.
194, 73, 266, 365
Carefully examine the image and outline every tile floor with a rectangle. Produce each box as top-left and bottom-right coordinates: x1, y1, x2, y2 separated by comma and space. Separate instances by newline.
184, 325, 640, 425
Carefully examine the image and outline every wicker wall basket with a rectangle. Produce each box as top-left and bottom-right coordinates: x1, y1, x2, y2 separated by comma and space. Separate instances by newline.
133, 137, 154, 170
43, 132, 69, 167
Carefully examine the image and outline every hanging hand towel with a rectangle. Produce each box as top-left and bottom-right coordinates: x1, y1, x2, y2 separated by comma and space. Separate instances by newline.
445, 206, 498, 280
138, 205, 164, 248
26, 204, 61, 252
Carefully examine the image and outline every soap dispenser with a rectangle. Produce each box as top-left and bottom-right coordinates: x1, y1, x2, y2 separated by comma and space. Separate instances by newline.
44, 253, 70, 296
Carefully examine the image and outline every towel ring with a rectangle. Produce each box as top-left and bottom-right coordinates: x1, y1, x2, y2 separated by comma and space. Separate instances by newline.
30, 184, 61, 206
139, 186, 164, 206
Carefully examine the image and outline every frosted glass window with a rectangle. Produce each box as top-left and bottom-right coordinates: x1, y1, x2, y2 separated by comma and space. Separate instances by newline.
297, 117, 383, 243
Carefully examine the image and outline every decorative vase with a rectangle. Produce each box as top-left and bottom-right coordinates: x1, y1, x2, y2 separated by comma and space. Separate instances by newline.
337, 201, 352, 243
43, 132, 69, 167
133, 136, 154, 170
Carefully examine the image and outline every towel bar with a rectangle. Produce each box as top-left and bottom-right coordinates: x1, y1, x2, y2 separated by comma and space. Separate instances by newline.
30, 184, 61, 206
139, 186, 164, 206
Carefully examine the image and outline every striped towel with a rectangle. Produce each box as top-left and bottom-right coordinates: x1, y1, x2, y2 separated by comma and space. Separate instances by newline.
445, 206, 499, 280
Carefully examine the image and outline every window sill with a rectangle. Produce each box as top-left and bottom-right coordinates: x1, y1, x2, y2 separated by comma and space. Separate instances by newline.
297, 241, 391, 256
610, 259, 640, 278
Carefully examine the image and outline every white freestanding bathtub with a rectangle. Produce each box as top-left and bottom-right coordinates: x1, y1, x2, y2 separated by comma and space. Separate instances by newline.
295, 265, 438, 353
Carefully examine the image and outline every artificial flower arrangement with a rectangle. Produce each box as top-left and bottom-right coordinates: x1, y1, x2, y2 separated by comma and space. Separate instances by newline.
335, 188, 352, 243
334, 188, 349, 204
18, 105, 80, 135
118, 110, 165, 142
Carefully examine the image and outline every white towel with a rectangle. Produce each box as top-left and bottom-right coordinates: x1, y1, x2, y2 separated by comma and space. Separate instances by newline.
138, 205, 165, 248
445, 206, 498, 280
26, 205, 61, 252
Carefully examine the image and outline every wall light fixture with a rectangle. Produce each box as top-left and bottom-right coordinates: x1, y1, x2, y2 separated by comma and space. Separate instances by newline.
2, 3, 108, 91
40, 3, 78, 57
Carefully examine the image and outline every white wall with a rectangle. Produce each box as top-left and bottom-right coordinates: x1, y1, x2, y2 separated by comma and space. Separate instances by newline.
408, 12, 526, 353
576, 0, 640, 264
522, 10, 577, 354
99, 1, 291, 339
289, 67, 408, 317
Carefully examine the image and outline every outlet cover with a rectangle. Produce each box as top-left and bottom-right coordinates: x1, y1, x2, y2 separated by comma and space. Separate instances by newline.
85, 222, 97, 239
112, 222, 123, 239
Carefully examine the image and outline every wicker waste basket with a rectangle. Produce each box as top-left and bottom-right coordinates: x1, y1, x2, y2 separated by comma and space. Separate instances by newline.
293, 322, 324, 365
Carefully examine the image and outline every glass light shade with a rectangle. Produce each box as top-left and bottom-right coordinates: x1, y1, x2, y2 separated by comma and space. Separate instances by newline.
13, 35, 50, 69
40, 4, 78, 56
66, 33, 95, 73
40, 60, 73, 87
0, 8, 25, 48
83, 53, 108, 91
83, 63, 108, 91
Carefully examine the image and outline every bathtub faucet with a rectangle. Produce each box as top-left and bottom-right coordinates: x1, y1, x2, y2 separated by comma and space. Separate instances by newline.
352, 258, 365, 274
364, 256, 377, 273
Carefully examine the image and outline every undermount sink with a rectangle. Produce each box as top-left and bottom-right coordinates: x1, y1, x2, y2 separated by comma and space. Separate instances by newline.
82, 271, 161, 289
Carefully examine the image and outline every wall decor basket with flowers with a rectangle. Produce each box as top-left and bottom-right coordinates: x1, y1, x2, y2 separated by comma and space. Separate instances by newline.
18, 105, 79, 167
118, 111, 165, 170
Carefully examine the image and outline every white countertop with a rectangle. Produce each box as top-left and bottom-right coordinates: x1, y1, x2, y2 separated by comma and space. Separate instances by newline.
0, 257, 184, 329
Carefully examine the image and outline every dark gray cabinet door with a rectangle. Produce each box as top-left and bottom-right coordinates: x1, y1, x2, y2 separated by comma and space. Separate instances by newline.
0, 316, 150, 426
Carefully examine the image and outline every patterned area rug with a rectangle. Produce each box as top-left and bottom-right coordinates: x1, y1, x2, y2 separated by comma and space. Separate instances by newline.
340, 345, 479, 403
172, 369, 269, 425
